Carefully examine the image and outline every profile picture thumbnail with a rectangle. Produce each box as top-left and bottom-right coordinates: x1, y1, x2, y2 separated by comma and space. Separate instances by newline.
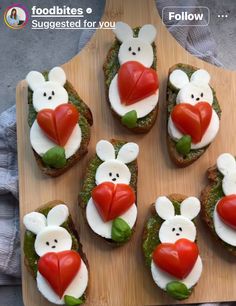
4, 4, 29, 29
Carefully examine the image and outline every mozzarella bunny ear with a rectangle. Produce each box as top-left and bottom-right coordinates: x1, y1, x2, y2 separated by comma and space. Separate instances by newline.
217, 153, 236, 176
23, 212, 47, 235
180, 197, 200, 220
48, 67, 66, 86
26, 71, 45, 91
117, 143, 139, 164
169, 69, 189, 89
47, 204, 69, 226
96, 140, 115, 161
190, 69, 210, 84
155, 196, 175, 220
138, 24, 156, 44
113, 21, 133, 42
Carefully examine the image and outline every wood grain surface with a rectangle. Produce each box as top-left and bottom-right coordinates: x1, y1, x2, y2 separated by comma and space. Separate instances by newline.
16, 0, 236, 305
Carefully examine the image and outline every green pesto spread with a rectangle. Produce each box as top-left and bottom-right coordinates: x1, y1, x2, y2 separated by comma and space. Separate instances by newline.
103, 27, 157, 129
80, 140, 137, 208
167, 63, 221, 161
24, 206, 79, 278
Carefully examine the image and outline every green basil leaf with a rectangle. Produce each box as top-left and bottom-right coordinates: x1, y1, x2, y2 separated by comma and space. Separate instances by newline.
111, 217, 132, 242
42, 146, 67, 169
166, 281, 191, 300
121, 110, 138, 128
64, 295, 84, 306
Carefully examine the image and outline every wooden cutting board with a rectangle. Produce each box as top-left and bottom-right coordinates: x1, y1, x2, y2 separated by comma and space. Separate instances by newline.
16, 0, 236, 305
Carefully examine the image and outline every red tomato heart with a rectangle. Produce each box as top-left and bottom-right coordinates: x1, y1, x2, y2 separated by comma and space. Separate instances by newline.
91, 182, 135, 221
118, 61, 159, 105
37, 103, 79, 146
38, 250, 81, 298
153, 238, 199, 279
217, 195, 236, 229
171, 102, 212, 143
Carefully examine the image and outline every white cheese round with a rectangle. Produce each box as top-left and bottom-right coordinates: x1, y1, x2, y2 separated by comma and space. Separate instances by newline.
37, 260, 88, 304
86, 198, 137, 239
168, 109, 219, 150
151, 256, 202, 290
108, 74, 159, 118
30, 121, 81, 159
222, 173, 236, 196
213, 202, 236, 246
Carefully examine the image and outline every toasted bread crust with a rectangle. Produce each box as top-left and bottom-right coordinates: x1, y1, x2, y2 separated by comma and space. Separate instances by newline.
166, 63, 220, 167
200, 166, 236, 256
29, 79, 92, 177
24, 200, 89, 300
79, 139, 138, 246
103, 35, 158, 134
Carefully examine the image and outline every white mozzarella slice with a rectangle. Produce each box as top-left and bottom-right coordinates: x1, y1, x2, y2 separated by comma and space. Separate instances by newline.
217, 153, 236, 176
168, 109, 219, 150
37, 260, 88, 305
109, 74, 159, 118
23, 212, 47, 235
95, 160, 131, 185
190, 69, 210, 84
155, 196, 175, 220
222, 173, 236, 195
47, 205, 69, 226
117, 143, 139, 164
169, 69, 189, 90
151, 256, 202, 290
30, 121, 81, 159
159, 216, 196, 244
213, 203, 236, 246
35, 226, 72, 257
86, 198, 137, 239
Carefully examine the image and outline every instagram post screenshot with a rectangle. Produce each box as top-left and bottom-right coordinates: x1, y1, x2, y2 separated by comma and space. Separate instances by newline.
0, 1, 235, 306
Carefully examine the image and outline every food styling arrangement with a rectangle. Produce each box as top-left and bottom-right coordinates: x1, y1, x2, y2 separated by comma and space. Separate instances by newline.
16, 4, 236, 305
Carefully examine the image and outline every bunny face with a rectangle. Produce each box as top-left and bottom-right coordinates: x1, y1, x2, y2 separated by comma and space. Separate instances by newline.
23, 204, 72, 257
113, 22, 157, 68
217, 153, 236, 196
169, 69, 213, 106
155, 196, 200, 243
26, 67, 68, 112
95, 140, 139, 186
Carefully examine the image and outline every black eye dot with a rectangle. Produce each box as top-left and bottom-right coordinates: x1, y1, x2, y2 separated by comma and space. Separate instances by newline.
46, 241, 49, 246
191, 94, 194, 99
54, 239, 58, 243
116, 173, 119, 178
179, 227, 182, 231
201, 92, 203, 97
109, 172, 112, 177
43, 92, 47, 97
52, 91, 55, 96
172, 228, 175, 232
138, 47, 141, 51
128, 46, 132, 51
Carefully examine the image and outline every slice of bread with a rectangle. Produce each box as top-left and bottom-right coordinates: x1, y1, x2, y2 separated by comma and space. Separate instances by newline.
142, 194, 199, 300
79, 139, 138, 245
23, 200, 89, 302
103, 27, 158, 133
166, 63, 221, 167
28, 74, 93, 177
201, 165, 236, 255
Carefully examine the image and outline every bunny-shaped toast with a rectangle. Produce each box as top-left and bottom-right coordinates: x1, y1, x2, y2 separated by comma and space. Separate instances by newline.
143, 195, 202, 300
201, 153, 236, 253
167, 64, 221, 167
80, 139, 139, 244
23, 203, 88, 305
26, 66, 93, 177
103, 22, 159, 132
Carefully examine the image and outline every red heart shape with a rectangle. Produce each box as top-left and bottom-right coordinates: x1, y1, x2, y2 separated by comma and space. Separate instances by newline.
217, 195, 236, 229
38, 250, 81, 298
153, 238, 199, 279
37, 103, 79, 146
118, 61, 158, 105
171, 102, 212, 143
91, 182, 135, 221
